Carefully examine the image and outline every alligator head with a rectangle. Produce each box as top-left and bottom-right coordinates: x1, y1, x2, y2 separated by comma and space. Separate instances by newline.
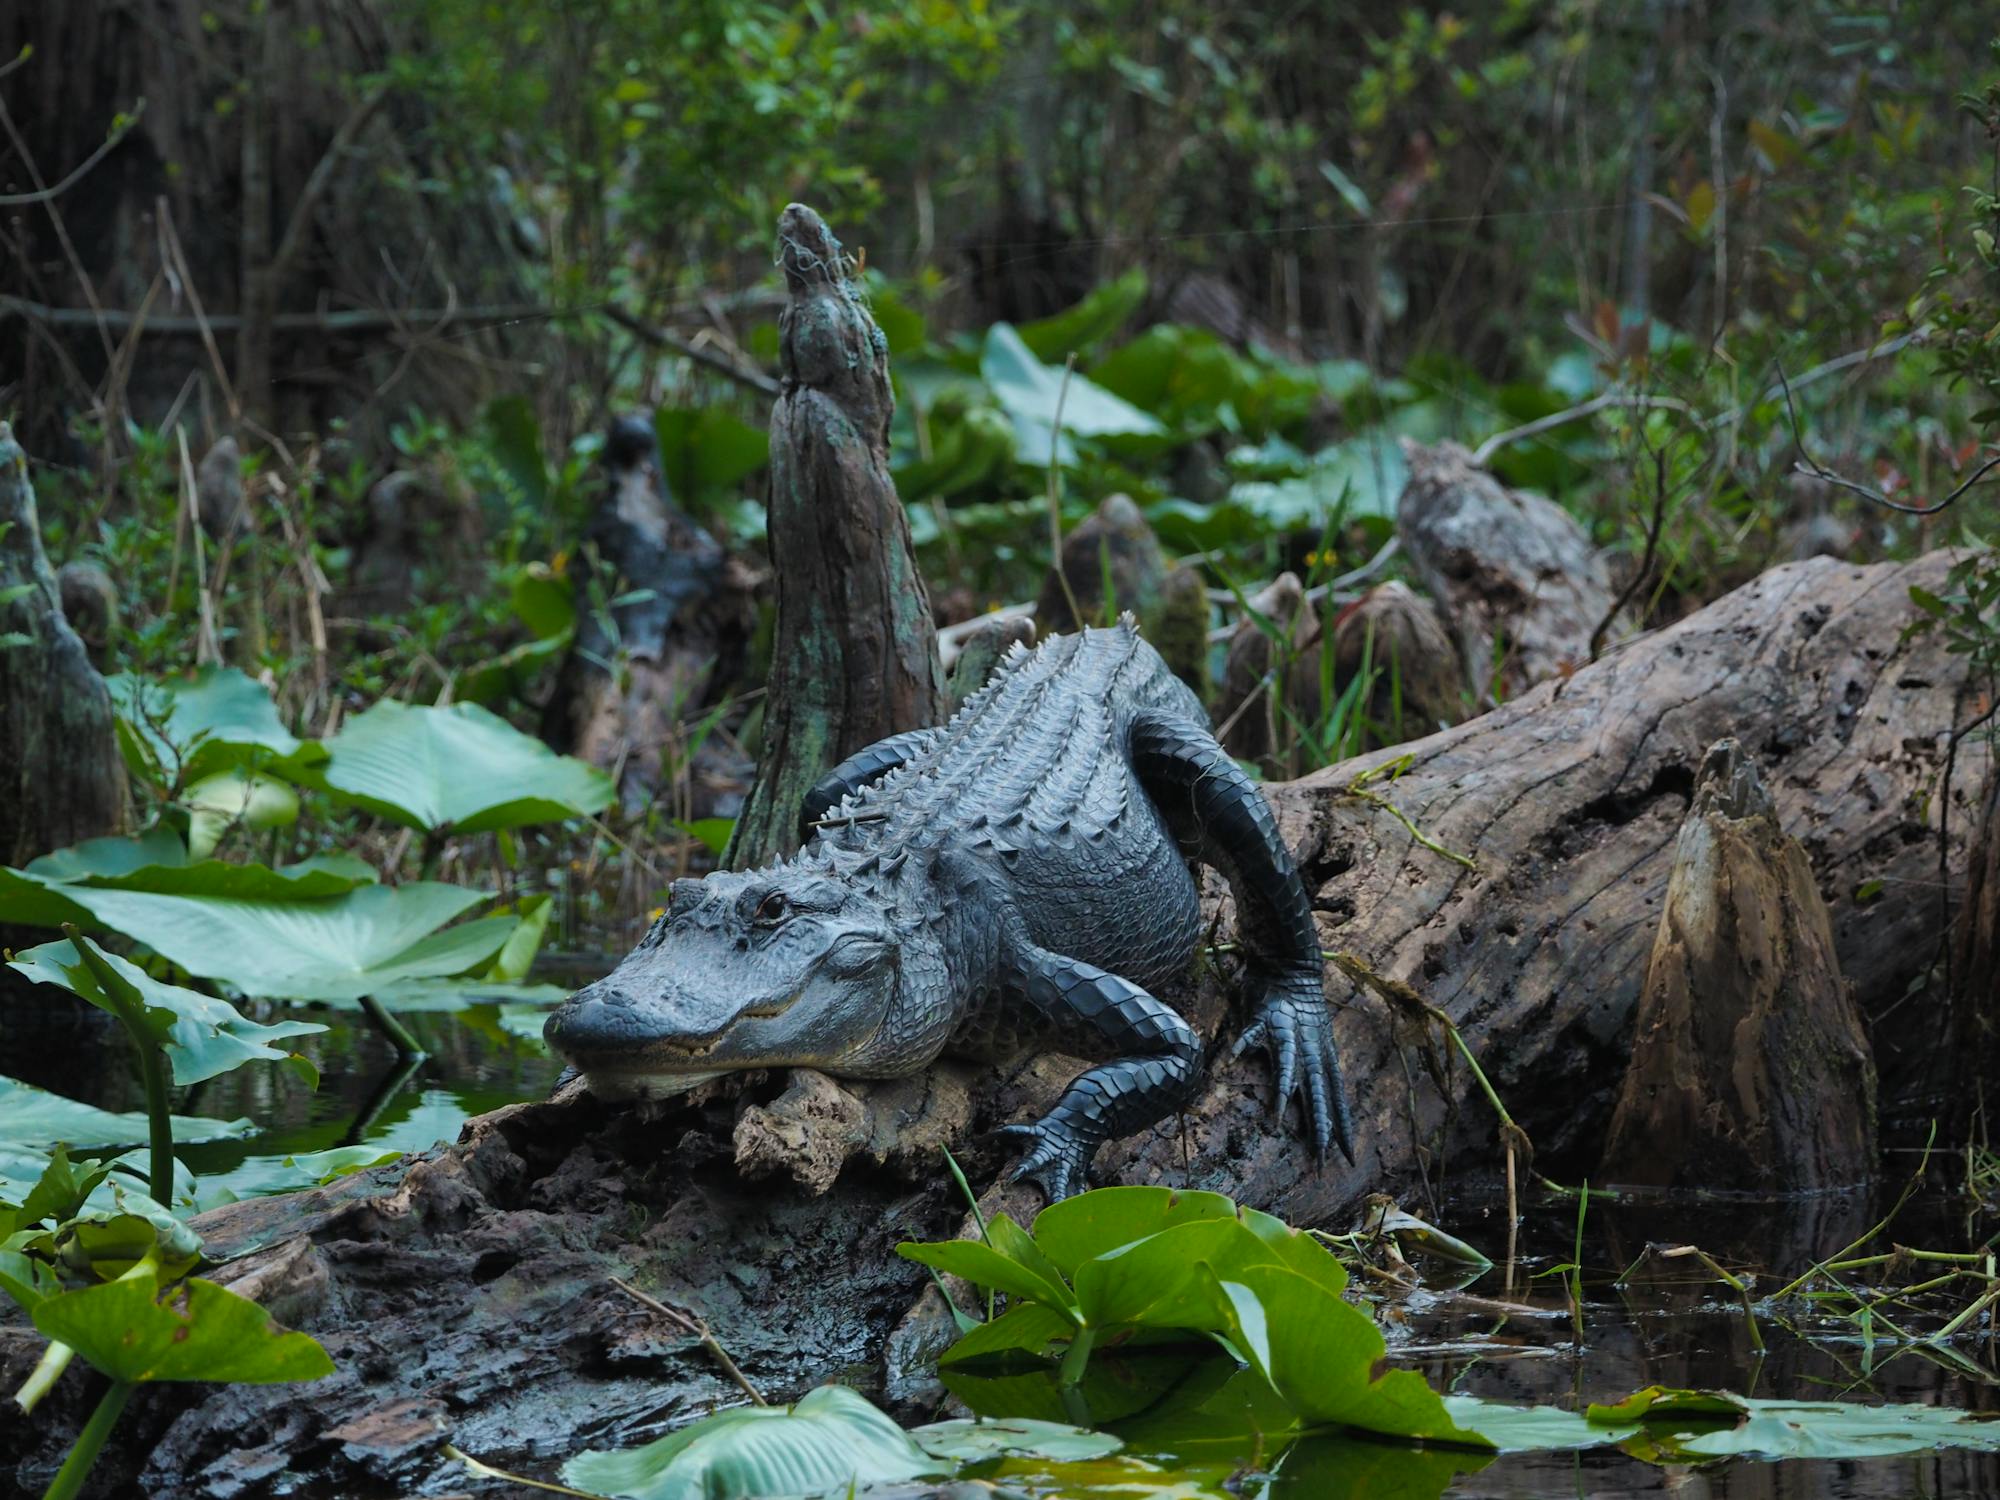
543, 863, 913, 1098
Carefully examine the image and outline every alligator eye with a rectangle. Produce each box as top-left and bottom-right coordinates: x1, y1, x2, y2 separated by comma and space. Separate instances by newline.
754, 892, 789, 924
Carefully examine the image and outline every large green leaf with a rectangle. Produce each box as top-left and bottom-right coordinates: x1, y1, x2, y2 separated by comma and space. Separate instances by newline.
28, 881, 505, 1001
2, 833, 375, 936
484, 394, 550, 508
1029, 1186, 1242, 1277
655, 406, 771, 505
34, 1268, 333, 1384
560, 1384, 942, 1500
314, 700, 614, 833
0, 1077, 247, 1150
184, 770, 299, 859
980, 323, 1164, 467
106, 667, 314, 783
1017, 269, 1148, 363
9, 939, 325, 1085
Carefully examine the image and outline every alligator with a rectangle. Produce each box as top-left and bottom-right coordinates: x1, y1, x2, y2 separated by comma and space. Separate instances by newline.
545, 619, 1354, 1198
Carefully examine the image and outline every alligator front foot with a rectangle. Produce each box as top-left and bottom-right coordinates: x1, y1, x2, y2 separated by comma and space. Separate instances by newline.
997, 1115, 1098, 1202
1234, 978, 1356, 1165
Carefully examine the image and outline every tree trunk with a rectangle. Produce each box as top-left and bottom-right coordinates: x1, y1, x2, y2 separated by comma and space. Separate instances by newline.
726, 205, 944, 868
3, 549, 1984, 1498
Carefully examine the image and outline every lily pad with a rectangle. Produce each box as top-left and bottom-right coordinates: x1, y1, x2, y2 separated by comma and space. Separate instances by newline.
981, 323, 1165, 467
561, 1384, 942, 1500
313, 700, 613, 833
0, 1076, 247, 1150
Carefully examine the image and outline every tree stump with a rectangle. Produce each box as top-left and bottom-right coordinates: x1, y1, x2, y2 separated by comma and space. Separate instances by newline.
1397, 439, 1629, 702
0, 424, 130, 999
1327, 580, 1463, 746
1597, 739, 1877, 1191
0, 423, 129, 871
1217, 571, 1320, 776
727, 205, 943, 868
541, 415, 756, 813
1036, 493, 1208, 699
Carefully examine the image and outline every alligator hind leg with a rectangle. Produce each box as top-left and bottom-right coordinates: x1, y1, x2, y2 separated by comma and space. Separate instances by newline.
998, 943, 1201, 1201
1130, 710, 1356, 1165
798, 728, 941, 839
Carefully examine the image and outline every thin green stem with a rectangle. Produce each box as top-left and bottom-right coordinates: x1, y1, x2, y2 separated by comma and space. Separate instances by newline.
13, 1341, 74, 1414
41, 1379, 132, 1500
357, 994, 426, 1059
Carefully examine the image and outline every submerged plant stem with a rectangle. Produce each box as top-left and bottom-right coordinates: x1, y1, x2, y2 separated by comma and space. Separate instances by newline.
356, 994, 426, 1059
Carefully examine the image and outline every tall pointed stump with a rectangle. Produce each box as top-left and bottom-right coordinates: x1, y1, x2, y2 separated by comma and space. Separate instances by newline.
727, 205, 943, 868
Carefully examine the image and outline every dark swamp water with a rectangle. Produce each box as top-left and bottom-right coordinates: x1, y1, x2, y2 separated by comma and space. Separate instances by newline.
6, 983, 1998, 1499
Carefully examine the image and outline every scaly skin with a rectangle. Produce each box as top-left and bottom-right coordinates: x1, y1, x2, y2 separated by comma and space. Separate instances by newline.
545, 619, 1355, 1197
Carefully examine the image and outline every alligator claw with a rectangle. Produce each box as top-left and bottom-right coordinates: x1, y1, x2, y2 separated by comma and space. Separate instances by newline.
1239, 987, 1356, 1167
997, 1119, 1092, 1202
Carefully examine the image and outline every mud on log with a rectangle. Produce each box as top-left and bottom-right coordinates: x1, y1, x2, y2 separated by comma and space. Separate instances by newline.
3, 550, 1988, 1497
726, 205, 944, 868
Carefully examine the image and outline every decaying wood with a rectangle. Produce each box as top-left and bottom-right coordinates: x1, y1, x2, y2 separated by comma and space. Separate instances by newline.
1217, 576, 1460, 775
0, 422, 129, 875
726, 205, 944, 868
541, 415, 757, 813
1217, 571, 1320, 776
1397, 438, 1631, 701
1036, 493, 1208, 698
4, 550, 1987, 1497
1598, 739, 1877, 1191
1949, 757, 2000, 1124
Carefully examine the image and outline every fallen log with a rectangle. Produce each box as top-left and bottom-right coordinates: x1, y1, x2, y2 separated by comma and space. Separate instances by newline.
3, 549, 1988, 1497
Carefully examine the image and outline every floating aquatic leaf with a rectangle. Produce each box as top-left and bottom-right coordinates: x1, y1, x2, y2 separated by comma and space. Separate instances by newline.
561, 1384, 941, 1500
912, 1415, 1122, 1464
0, 1076, 247, 1151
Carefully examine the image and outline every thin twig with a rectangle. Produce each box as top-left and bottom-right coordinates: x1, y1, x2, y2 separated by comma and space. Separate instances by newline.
608, 1276, 767, 1405
1590, 442, 1671, 658
0, 98, 147, 207
1046, 352, 1086, 629
604, 304, 781, 397
1471, 391, 1693, 467
1780, 362, 2000, 517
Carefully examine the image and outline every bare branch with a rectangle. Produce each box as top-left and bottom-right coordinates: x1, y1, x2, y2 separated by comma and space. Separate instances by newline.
0, 98, 146, 207
603, 304, 781, 398
1780, 363, 2000, 517
1471, 391, 1694, 466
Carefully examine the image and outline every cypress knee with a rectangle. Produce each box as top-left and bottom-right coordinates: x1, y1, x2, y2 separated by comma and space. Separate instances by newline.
727, 205, 943, 868
1599, 738, 1876, 1191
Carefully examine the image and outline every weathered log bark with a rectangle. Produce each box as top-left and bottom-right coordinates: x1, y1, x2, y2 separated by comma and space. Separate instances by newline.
541, 416, 757, 814
0, 423, 129, 873
1597, 739, 1877, 1191
4, 550, 1985, 1497
727, 205, 944, 868
1398, 439, 1630, 700
1949, 749, 2000, 1124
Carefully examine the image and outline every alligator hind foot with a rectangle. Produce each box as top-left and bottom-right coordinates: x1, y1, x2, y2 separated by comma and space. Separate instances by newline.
1130, 709, 1357, 1166
1000, 944, 1201, 1200
1234, 977, 1355, 1166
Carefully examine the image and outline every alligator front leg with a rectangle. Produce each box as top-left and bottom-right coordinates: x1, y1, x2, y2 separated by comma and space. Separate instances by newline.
1130, 710, 1356, 1165
798, 728, 941, 839
998, 943, 1201, 1200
